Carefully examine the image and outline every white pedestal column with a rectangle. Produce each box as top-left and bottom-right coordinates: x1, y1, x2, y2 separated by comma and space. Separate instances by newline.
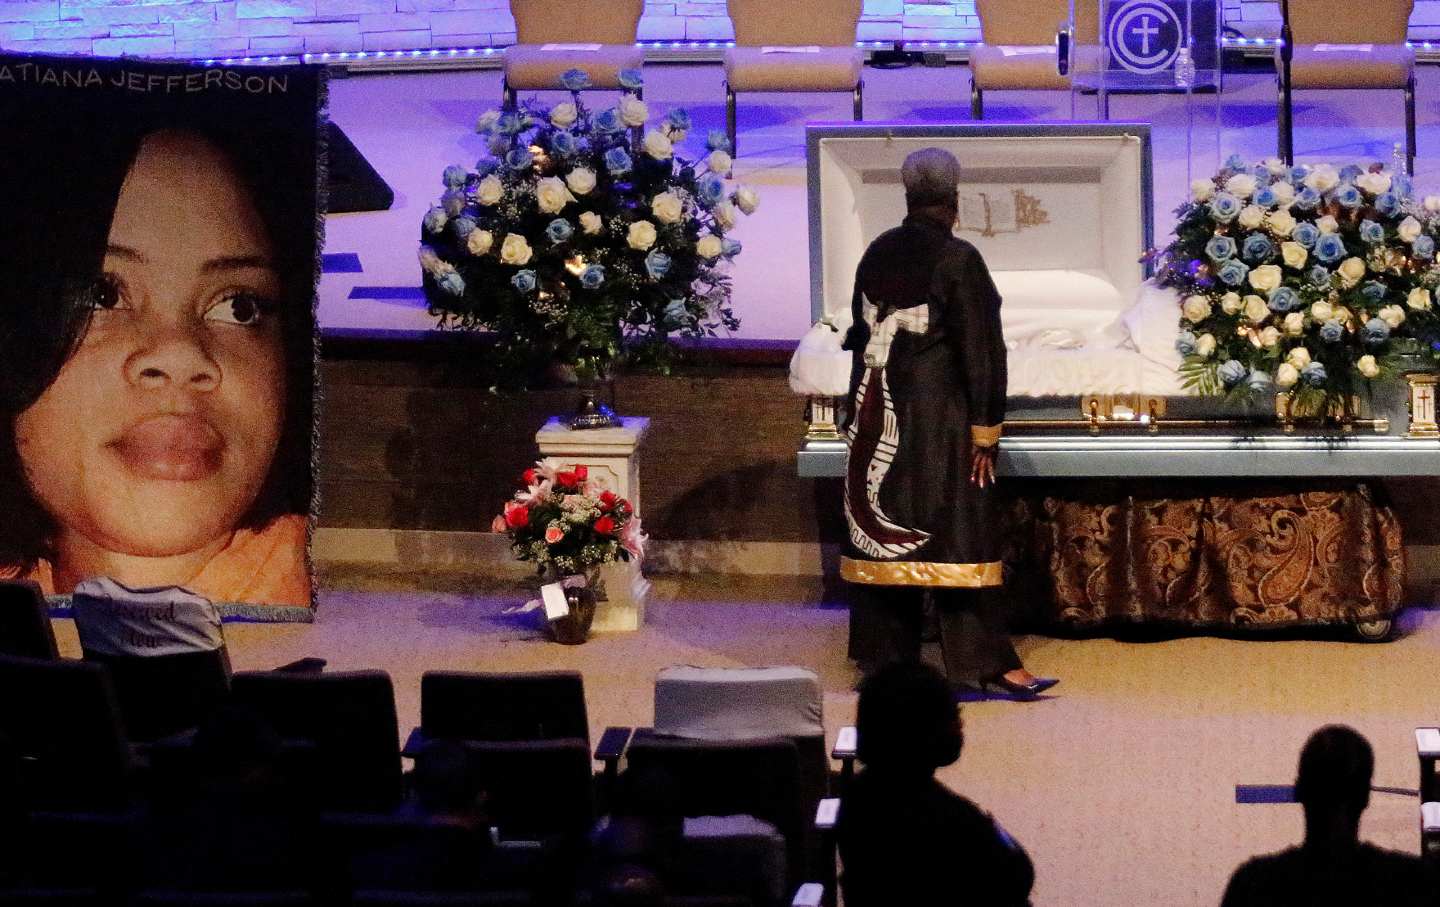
535, 416, 651, 632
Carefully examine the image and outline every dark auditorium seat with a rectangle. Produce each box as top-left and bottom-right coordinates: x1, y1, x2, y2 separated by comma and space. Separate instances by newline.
0, 580, 58, 661
229, 670, 403, 813
406, 671, 590, 754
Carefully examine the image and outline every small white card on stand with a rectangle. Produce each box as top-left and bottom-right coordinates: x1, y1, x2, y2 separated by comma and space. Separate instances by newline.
540, 582, 570, 620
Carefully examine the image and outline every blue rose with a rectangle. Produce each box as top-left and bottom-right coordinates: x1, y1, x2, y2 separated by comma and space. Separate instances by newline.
474, 157, 499, 177
505, 147, 534, 171
1225, 154, 1248, 171
1359, 219, 1386, 244
1301, 361, 1328, 387
1294, 187, 1322, 210
1268, 287, 1300, 313
1252, 163, 1271, 180
441, 189, 465, 217
721, 237, 742, 258
1320, 319, 1344, 343
1363, 317, 1391, 346
1333, 185, 1362, 208
1361, 281, 1387, 303
696, 173, 727, 208
1176, 330, 1198, 355
644, 249, 672, 280
604, 146, 633, 175
1308, 265, 1331, 287
1291, 221, 1320, 248
595, 109, 625, 134
546, 218, 573, 243
706, 130, 732, 152
1219, 359, 1248, 386
580, 264, 606, 289
1205, 234, 1236, 263
496, 111, 526, 136
560, 68, 592, 91
423, 206, 448, 234
1314, 233, 1347, 263
618, 68, 644, 90
442, 164, 468, 189
1375, 192, 1400, 216
1414, 234, 1436, 259
1254, 186, 1278, 208
452, 216, 476, 239
550, 130, 577, 157
1242, 233, 1273, 262
1247, 369, 1273, 392
437, 269, 465, 296
1290, 164, 1311, 182
665, 108, 692, 131
511, 269, 538, 293
663, 298, 690, 328
1339, 164, 1363, 182
1217, 258, 1250, 286
1209, 193, 1241, 223
488, 135, 510, 157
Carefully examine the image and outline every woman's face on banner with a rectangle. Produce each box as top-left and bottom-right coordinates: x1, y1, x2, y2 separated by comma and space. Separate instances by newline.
15, 130, 286, 560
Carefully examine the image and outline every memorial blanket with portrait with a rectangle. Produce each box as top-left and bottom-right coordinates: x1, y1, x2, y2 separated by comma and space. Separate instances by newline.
0, 55, 322, 619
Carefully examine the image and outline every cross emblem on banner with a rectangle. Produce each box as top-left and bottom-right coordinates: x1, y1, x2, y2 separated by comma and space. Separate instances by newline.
1131, 16, 1160, 54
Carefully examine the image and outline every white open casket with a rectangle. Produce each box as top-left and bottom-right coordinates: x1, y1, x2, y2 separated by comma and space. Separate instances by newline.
792, 122, 1440, 478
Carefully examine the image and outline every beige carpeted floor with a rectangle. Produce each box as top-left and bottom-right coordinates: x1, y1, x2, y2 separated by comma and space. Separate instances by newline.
49, 570, 1440, 906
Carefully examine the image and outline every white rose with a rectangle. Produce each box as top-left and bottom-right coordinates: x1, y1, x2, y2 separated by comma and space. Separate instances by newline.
1268, 209, 1297, 237
476, 174, 504, 206
550, 102, 578, 129
1221, 292, 1243, 315
1226, 173, 1259, 199
714, 201, 739, 231
1244, 295, 1270, 323
1265, 158, 1288, 177
1316, 215, 1340, 234
642, 129, 673, 160
1358, 354, 1380, 378
696, 234, 724, 260
1426, 196, 1440, 214
579, 211, 603, 235
1355, 171, 1392, 195
1284, 312, 1305, 335
466, 229, 493, 256
1286, 346, 1311, 369
417, 245, 441, 275
1337, 257, 1366, 288
1238, 205, 1265, 230
1333, 305, 1353, 325
535, 176, 575, 214
1182, 294, 1212, 323
1276, 362, 1300, 388
1249, 264, 1283, 293
1303, 164, 1340, 192
564, 167, 596, 197
499, 233, 533, 266
1260, 326, 1282, 347
708, 150, 733, 175
1191, 179, 1215, 202
1196, 333, 1217, 358
1280, 241, 1308, 269
1310, 300, 1333, 322
618, 94, 649, 128
734, 186, 760, 216
1269, 181, 1296, 207
651, 191, 683, 225
627, 220, 657, 251
1380, 304, 1407, 328
1409, 287, 1433, 311
1398, 216, 1424, 243
475, 109, 501, 133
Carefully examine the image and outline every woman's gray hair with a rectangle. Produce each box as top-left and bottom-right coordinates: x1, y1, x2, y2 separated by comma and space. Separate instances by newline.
902, 147, 960, 207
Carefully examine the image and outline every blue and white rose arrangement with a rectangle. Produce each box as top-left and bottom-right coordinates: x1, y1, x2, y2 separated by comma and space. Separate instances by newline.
418, 68, 756, 379
1156, 155, 1440, 415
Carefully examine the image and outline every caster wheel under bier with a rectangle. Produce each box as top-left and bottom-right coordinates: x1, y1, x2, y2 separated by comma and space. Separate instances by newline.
1354, 618, 1394, 643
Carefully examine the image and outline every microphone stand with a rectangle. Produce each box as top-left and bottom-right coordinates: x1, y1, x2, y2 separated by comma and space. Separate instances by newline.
1278, 0, 1294, 164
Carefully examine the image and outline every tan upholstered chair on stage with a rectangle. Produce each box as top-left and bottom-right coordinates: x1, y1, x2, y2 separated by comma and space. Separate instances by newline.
1277, 0, 1416, 172
969, 0, 1100, 119
502, 0, 645, 108
723, 0, 864, 154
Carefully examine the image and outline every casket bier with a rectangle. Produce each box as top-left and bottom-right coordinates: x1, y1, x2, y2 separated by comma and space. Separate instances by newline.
793, 123, 1440, 478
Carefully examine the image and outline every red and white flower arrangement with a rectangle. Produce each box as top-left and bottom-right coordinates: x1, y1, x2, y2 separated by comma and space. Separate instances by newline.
492, 461, 645, 575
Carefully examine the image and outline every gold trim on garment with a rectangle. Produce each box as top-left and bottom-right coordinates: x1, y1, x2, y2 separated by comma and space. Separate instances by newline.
971, 424, 1002, 447
841, 557, 1004, 588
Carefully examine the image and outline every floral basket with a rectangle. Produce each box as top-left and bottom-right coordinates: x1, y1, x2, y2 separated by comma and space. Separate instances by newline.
1155, 155, 1440, 417
418, 68, 757, 381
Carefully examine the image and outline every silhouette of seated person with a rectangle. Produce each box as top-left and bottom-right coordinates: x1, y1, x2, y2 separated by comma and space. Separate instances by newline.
836, 661, 1033, 907
1221, 724, 1433, 907
591, 762, 686, 903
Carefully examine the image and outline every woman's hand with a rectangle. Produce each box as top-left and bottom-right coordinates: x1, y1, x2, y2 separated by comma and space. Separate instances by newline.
970, 445, 997, 488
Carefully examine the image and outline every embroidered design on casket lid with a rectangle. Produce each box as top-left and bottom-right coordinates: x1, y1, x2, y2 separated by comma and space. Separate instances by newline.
955, 189, 1049, 238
